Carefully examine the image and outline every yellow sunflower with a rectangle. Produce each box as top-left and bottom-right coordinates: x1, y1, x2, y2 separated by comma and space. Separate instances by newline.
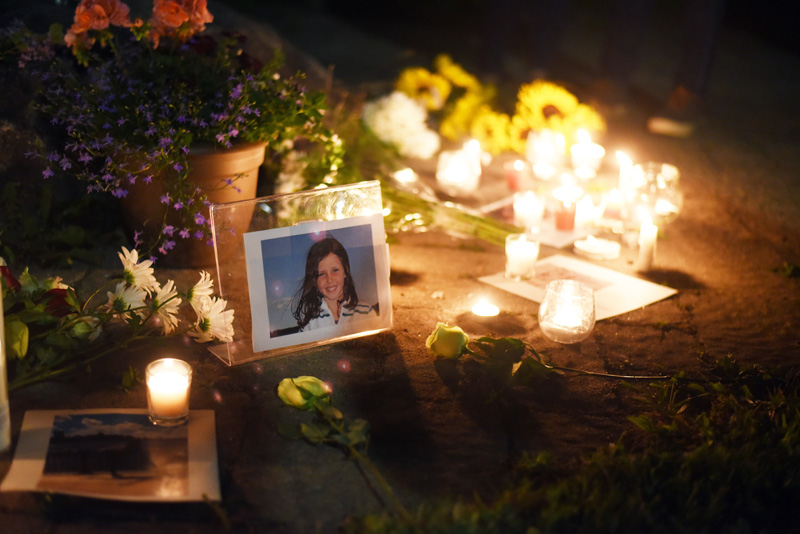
439, 86, 497, 141
470, 106, 512, 155
434, 54, 482, 92
396, 67, 452, 111
507, 114, 534, 155
515, 80, 579, 131
511, 80, 606, 150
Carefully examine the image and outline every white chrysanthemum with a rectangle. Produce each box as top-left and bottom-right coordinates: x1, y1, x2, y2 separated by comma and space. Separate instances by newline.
118, 246, 159, 293
189, 296, 234, 343
188, 270, 214, 313
362, 91, 441, 159
106, 281, 147, 318
151, 279, 181, 334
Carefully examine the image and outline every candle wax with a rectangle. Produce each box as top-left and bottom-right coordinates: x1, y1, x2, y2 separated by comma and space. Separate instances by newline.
637, 219, 658, 271
148, 371, 190, 417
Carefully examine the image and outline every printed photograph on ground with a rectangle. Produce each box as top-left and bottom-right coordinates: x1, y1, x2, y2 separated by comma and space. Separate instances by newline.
36, 413, 188, 499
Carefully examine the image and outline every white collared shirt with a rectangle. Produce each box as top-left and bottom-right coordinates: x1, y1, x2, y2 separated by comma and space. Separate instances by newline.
300, 299, 377, 332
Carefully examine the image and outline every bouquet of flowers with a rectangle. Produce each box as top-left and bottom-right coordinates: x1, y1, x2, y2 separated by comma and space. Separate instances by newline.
1, 246, 234, 392
394, 55, 605, 156
5, 0, 343, 259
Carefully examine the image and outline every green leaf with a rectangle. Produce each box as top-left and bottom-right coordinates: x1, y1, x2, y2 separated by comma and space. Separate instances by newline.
120, 365, 141, 390
300, 422, 330, 444
318, 404, 343, 421
628, 414, 657, 432
5, 319, 29, 358
512, 356, 556, 386
475, 336, 526, 364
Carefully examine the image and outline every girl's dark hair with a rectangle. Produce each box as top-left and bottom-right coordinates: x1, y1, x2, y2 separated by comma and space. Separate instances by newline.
292, 236, 359, 329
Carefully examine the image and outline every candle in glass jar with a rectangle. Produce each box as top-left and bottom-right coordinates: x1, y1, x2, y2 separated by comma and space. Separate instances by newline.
552, 176, 582, 231
146, 358, 192, 425
504, 159, 532, 191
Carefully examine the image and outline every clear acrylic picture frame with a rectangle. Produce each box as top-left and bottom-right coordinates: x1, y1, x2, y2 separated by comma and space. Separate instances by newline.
207, 180, 392, 366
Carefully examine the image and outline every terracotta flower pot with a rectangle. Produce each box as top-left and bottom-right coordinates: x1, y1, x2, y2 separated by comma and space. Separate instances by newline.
120, 142, 267, 267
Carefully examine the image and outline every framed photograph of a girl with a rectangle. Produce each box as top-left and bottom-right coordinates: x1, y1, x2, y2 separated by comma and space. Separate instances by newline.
243, 213, 392, 353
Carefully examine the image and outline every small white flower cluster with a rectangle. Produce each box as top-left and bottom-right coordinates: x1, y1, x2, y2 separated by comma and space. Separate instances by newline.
362, 91, 441, 160
107, 247, 234, 342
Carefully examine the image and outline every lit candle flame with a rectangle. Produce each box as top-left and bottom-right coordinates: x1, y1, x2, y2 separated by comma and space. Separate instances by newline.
472, 298, 500, 317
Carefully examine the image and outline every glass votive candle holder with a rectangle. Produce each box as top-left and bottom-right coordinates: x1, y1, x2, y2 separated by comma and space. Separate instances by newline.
146, 358, 192, 426
538, 280, 596, 343
504, 159, 533, 191
505, 232, 540, 281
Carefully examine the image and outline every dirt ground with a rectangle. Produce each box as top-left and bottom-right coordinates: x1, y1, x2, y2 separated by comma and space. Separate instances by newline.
2, 1, 800, 532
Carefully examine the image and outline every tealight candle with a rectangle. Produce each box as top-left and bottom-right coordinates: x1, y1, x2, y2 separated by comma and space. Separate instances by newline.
146, 358, 192, 426
538, 280, 596, 344
573, 235, 621, 260
513, 190, 545, 230
472, 298, 500, 317
637, 213, 658, 271
570, 129, 605, 177
505, 232, 540, 281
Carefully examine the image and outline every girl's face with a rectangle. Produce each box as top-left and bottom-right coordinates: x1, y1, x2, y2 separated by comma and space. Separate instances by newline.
316, 252, 345, 302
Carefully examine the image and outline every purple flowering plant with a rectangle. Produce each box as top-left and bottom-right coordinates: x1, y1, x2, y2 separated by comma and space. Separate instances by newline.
7, 14, 344, 259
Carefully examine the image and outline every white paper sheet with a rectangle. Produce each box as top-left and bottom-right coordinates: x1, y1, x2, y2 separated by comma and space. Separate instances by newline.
479, 254, 677, 320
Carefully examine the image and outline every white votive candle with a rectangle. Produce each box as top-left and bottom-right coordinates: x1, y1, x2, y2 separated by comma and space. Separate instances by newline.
146, 358, 192, 426
637, 214, 658, 271
505, 233, 540, 280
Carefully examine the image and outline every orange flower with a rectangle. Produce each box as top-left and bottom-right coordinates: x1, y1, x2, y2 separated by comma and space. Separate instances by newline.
152, 0, 189, 29
150, 0, 213, 45
72, 0, 131, 32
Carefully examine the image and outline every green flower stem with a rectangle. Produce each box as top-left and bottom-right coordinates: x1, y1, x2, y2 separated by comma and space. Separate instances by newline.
323, 411, 412, 522
381, 182, 519, 248
522, 344, 672, 381
349, 446, 413, 523
542, 363, 671, 381
8, 335, 139, 392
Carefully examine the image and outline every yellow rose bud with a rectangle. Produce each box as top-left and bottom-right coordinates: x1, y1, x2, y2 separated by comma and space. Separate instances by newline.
425, 322, 469, 359
277, 376, 331, 410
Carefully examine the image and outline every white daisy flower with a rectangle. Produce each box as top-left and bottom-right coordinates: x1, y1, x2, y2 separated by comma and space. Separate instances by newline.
187, 270, 214, 313
189, 296, 234, 343
151, 279, 181, 334
105, 281, 147, 318
118, 246, 159, 293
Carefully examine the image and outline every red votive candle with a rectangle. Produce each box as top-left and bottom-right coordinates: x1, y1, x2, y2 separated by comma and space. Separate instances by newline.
555, 200, 576, 231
